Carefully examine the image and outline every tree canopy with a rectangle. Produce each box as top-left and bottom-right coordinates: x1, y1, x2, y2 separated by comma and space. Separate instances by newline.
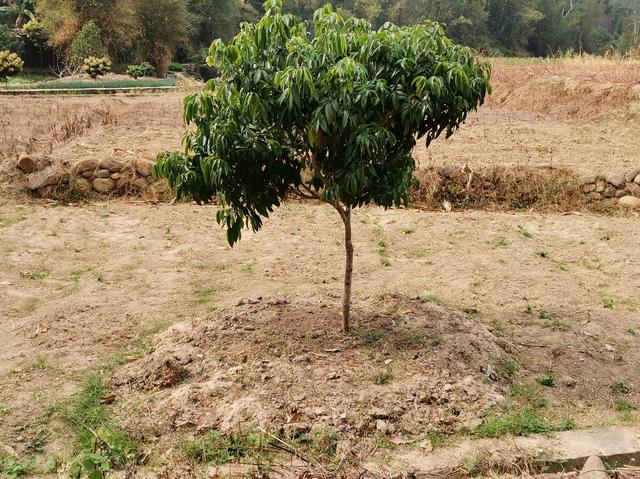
154, 0, 490, 329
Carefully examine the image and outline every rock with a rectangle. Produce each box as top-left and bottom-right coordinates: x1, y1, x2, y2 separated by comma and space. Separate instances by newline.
635, 174, 640, 185
27, 166, 59, 190
582, 183, 596, 193
16, 153, 36, 173
73, 159, 98, 174
375, 419, 395, 435
615, 188, 628, 198
93, 177, 116, 193
586, 192, 602, 200
603, 185, 617, 198
625, 169, 640, 183
560, 376, 577, 388
99, 158, 125, 172
135, 158, 155, 177
133, 177, 148, 190
95, 169, 111, 178
595, 180, 606, 193
111, 172, 122, 181
462, 417, 483, 430
116, 176, 130, 190
437, 164, 458, 178
606, 172, 626, 187
369, 407, 391, 419
81, 171, 93, 179
628, 183, 640, 196
619, 196, 640, 208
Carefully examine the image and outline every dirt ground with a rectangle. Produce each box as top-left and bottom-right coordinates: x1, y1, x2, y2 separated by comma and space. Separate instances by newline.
1, 60, 639, 478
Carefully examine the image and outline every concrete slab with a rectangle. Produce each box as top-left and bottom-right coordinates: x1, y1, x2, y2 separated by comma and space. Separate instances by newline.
368, 427, 640, 476
579, 456, 608, 479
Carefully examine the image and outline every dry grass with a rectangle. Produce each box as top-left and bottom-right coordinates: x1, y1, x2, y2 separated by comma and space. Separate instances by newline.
409, 165, 601, 213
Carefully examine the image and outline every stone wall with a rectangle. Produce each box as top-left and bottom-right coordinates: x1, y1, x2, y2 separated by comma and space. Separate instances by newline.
581, 169, 640, 208
16, 153, 165, 196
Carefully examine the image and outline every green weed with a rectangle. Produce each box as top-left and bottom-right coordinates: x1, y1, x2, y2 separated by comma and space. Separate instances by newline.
20, 269, 51, 280
537, 375, 556, 388
611, 380, 631, 394
0, 452, 30, 478
372, 368, 393, 385
614, 400, 637, 412
182, 428, 267, 465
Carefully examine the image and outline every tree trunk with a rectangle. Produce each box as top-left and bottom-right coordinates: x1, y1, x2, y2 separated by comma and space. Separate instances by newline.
341, 206, 353, 332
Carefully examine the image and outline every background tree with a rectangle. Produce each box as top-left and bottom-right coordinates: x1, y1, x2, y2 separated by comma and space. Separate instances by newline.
134, 0, 187, 76
67, 20, 105, 70
154, 0, 490, 331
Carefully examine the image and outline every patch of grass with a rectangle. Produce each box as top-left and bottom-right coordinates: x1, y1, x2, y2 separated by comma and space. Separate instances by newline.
476, 409, 552, 438
194, 287, 217, 306
627, 328, 637, 336
425, 428, 446, 448
20, 269, 51, 280
213, 261, 228, 271
537, 375, 556, 388
401, 226, 416, 234
32, 355, 47, 371
241, 260, 256, 273
509, 383, 548, 410
602, 296, 615, 309
372, 368, 393, 385
551, 259, 569, 271
420, 292, 443, 304
611, 380, 631, 395
517, 225, 533, 238
490, 319, 506, 333
22, 297, 42, 313
0, 452, 30, 478
3, 78, 177, 90
488, 236, 511, 247
307, 427, 340, 460
407, 248, 427, 258
59, 374, 137, 477
352, 324, 384, 345
538, 309, 570, 332
537, 250, 548, 258
614, 400, 637, 412
182, 428, 267, 465
500, 357, 520, 379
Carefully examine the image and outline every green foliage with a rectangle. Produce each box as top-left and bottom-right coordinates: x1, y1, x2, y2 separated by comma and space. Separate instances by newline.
154, 0, 490, 246
169, 61, 184, 72
0, 452, 30, 478
476, 409, 553, 438
22, 18, 48, 47
82, 56, 111, 79
125, 62, 155, 78
537, 374, 556, 387
69, 21, 106, 68
611, 380, 631, 394
0, 24, 24, 55
0, 50, 24, 82
60, 374, 138, 478
182, 428, 265, 464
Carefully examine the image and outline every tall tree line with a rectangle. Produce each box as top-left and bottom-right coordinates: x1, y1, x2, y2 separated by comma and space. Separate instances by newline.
1, 0, 639, 74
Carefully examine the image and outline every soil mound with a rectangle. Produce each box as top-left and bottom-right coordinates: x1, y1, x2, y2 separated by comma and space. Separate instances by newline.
112, 294, 510, 442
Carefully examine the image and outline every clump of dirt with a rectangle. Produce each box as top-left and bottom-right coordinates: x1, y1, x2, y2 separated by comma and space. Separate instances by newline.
112, 294, 510, 443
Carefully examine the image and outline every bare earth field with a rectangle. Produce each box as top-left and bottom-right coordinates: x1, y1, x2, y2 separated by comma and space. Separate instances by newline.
1, 59, 639, 478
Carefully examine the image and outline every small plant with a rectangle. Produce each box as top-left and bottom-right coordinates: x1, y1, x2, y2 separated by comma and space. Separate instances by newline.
182, 428, 263, 464
537, 374, 556, 388
611, 380, 631, 394
401, 226, 416, 234
0, 50, 24, 83
420, 292, 443, 304
489, 236, 511, 247
125, 62, 155, 79
169, 62, 184, 72
307, 427, 340, 459
372, 368, 393, 385
476, 409, 552, 438
602, 296, 614, 309
83, 56, 111, 79
537, 250, 548, 258
500, 357, 520, 378
614, 399, 637, 412
509, 383, 548, 409
517, 225, 532, 238
21, 269, 51, 280
0, 452, 30, 477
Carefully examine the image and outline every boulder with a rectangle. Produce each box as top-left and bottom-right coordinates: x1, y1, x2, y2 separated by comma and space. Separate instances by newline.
27, 167, 59, 190
603, 185, 617, 198
618, 195, 640, 208
437, 164, 458, 178
99, 158, 125, 172
581, 183, 596, 193
606, 172, 626, 188
133, 177, 148, 189
595, 180, 606, 193
116, 176, 130, 190
625, 168, 640, 182
94, 169, 112, 178
73, 159, 98, 174
627, 182, 640, 196
635, 174, 640, 185
16, 153, 36, 173
93, 177, 116, 193
134, 159, 155, 177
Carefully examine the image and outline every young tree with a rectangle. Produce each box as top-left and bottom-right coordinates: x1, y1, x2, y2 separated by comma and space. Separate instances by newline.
154, 0, 490, 331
